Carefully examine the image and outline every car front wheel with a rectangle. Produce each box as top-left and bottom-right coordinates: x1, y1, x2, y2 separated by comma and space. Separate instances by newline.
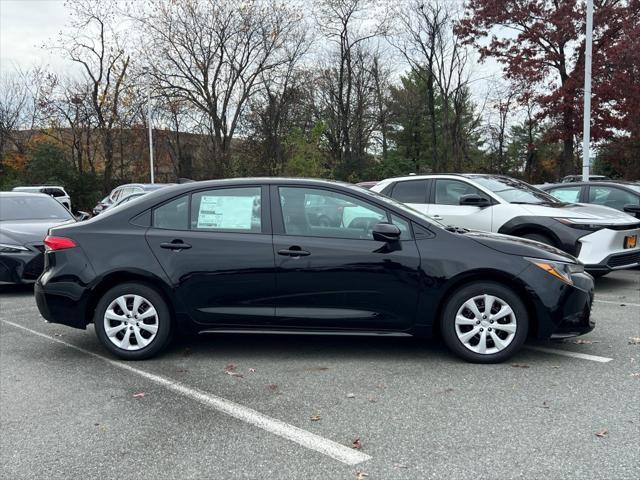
440, 282, 528, 363
94, 283, 172, 360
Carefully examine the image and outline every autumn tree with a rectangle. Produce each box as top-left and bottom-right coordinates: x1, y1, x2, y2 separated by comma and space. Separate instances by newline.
457, 0, 636, 177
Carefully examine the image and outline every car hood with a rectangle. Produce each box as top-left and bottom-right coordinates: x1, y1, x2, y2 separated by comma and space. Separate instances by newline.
0, 219, 74, 245
465, 230, 578, 263
518, 202, 637, 224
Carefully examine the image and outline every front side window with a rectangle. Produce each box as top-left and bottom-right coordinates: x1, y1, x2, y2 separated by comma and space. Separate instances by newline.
191, 187, 261, 232
391, 180, 428, 204
153, 195, 189, 230
434, 179, 485, 205
589, 186, 637, 210
279, 187, 387, 239
548, 186, 581, 203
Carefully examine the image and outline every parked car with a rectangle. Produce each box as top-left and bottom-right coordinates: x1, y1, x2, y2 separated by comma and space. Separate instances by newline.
538, 181, 640, 219
92, 183, 173, 215
36, 178, 594, 363
372, 174, 640, 276
0, 192, 76, 284
12, 185, 71, 210
105, 192, 147, 211
560, 175, 609, 183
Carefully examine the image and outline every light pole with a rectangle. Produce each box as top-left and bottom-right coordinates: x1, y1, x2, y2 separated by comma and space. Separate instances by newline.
143, 67, 155, 184
582, 0, 594, 181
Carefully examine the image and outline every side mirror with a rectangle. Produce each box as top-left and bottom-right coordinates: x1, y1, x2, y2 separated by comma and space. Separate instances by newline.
76, 211, 91, 221
623, 204, 640, 217
372, 222, 401, 242
459, 194, 491, 207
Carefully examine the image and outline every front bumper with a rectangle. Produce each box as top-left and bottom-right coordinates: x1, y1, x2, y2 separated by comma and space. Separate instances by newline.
577, 227, 640, 271
0, 244, 45, 284
518, 265, 595, 339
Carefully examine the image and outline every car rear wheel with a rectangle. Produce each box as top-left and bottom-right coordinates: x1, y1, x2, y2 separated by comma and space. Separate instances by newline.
94, 283, 172, 360
440, 282, 528, 363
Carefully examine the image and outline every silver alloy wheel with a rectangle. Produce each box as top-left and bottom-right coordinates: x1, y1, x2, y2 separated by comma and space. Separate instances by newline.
103, 294, 159, 351
454, 294, 517, 355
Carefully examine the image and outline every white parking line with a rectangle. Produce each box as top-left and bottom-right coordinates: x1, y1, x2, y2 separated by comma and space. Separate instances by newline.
594, 299, 640, 307
1, 320, 371, 466
525, 345, 613, 363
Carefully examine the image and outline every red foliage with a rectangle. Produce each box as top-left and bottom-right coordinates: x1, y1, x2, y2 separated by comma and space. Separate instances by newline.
457, 0, 640, 144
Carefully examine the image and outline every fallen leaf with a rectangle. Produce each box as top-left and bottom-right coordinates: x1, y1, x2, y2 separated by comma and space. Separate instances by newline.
352, 437, 362, 449
511, 363, 530, 369
539, 401, 550, 409
367, 397, 377, 403
267, 384, 278, 392
53, 333, 63, 337
307, 366, 330, 371
224, 364, 243, 378
225, 371, 244, 378
310, 414, 321, 422
248, 368, 256, 373
630, 373, 640, 378
94, 423, 100, 426
595, 428, 609, 438
551, 365, 560, 369
176, 368, 188, 373
224, 363, 237, 372
628, 337, 640, 345
393, 463, 410, 469
355, 471, 368, 480
346, 393, 356, 398
439, 387, 454, 394
132, 392, 145, 398
571, 339, 600, 345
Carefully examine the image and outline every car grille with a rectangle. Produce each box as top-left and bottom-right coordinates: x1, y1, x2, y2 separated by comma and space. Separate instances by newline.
607, 251, 640, 268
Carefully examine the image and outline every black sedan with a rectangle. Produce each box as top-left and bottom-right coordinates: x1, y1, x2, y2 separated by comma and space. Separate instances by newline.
0, 192, 75, 284
539, 181, 640, 219
35, 178, 595, 363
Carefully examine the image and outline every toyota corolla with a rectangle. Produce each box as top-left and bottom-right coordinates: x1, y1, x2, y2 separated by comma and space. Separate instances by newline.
35, 178, 595, 363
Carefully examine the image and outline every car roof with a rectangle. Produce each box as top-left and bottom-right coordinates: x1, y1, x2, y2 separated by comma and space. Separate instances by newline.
12, 185, 66, 190
1, 191, 54, 198
540, 180, 640, 189
376, 173, 513, 183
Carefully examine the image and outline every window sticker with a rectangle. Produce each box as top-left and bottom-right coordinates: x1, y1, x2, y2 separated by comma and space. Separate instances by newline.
197, 195, 255, 229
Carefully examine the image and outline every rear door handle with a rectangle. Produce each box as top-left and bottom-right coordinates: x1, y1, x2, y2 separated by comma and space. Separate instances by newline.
277, 248, 310, 257
160, 241, 192, 251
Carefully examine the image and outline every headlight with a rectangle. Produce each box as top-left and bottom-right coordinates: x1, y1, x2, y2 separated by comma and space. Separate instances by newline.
554, 218, 606, 231
526, 257, 584, 285
0, 243, 29, 253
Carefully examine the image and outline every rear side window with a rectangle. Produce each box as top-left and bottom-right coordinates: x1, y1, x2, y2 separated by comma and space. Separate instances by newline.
191, 187, 261, 232
153, 195, 189, 230
391, 180, 428, 203
589, 186, 637, 210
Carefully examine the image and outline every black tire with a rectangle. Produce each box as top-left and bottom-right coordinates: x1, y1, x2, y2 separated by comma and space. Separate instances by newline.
94, 282, 172, 360
440, 281, 529, 363
521, 232, 555, 246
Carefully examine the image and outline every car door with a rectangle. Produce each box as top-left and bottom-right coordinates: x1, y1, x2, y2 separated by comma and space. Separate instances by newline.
271, 185, 421, 330
146, 185, 277, 327
387, 179, 431, 215
429, 179, 493, 230
586, 185, 639, 212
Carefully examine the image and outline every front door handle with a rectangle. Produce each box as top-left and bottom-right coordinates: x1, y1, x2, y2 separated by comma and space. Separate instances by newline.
160, 241, 192, 251
277, 248, 311, 257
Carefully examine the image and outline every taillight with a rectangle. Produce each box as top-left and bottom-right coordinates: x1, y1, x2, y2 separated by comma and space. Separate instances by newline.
44, 236, 77, 251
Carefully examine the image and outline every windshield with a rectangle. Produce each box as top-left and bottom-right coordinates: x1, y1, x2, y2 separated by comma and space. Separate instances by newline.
471, 176, 559, 204
350, 185, 447, 227
0, 196, 74, 221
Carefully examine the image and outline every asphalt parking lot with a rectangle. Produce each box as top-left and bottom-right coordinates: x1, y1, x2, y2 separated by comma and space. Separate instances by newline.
1, 271, 639, 480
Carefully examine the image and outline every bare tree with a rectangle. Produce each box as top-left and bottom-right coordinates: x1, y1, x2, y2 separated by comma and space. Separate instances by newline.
134, 0, 303, 177
57, 0, 131, 190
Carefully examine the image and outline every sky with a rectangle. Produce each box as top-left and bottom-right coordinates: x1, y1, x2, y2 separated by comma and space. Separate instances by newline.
0, 0, 503, 108
0, 0, 76, 74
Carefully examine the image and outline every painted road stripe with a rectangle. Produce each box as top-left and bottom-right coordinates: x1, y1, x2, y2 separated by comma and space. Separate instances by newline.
1, 320, 371, 466
525, 345, 613, 363
594, 299, 640, 307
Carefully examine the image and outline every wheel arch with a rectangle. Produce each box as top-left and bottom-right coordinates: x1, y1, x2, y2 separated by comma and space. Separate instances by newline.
431, 269, 539, 339
85, 269, 176, 327
498, 220, 560, 247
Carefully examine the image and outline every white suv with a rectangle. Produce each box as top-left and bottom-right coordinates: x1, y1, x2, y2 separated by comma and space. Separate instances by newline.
372, 174, 640, 275
12, 186, 71, 211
